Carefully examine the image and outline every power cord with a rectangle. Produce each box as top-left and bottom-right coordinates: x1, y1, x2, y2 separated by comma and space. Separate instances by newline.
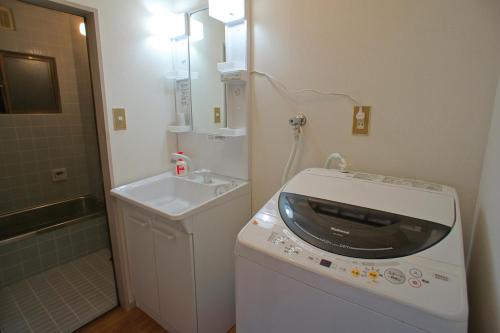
250, 70, 361, 185
251, 70, 362, 105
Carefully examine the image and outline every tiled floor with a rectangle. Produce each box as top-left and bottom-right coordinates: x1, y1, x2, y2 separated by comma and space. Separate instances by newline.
0, 249, 117, 333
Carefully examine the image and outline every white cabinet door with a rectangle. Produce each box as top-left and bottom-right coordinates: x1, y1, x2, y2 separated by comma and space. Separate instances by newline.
153, 221, 197, 333
123, 209, 160, 317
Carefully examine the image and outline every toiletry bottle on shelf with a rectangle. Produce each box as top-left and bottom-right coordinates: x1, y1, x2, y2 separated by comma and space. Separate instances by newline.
175, 151, 188, 177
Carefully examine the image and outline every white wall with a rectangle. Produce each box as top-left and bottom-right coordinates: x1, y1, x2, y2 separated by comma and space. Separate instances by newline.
66, 0, 176, 186
468, 78, 500, 333
251, 0, 500, 250
178, 133, 248, 180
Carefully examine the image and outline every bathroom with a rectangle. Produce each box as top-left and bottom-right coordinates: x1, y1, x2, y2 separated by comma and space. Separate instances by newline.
0, 0, 499, 332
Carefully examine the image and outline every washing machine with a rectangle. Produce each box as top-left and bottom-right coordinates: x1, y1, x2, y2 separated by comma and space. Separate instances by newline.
235, 168, 468, 333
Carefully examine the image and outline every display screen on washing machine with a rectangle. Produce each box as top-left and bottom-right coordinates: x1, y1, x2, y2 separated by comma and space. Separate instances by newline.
278, 192, 452, 259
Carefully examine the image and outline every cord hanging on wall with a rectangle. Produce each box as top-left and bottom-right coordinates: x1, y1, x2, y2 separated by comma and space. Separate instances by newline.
252, 70, 366, 185
250, 70, 362, 106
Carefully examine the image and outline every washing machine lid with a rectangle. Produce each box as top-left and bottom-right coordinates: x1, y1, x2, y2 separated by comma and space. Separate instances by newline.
279, 170, 455, 259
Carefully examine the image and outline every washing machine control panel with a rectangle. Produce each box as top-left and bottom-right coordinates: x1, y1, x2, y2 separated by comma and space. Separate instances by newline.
266, 228, 457, 294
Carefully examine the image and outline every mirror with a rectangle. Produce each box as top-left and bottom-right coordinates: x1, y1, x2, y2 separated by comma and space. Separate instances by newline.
189, 8, 226, 133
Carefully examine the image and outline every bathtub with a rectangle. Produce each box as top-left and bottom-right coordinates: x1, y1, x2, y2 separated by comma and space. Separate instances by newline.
0, 196, 105, 246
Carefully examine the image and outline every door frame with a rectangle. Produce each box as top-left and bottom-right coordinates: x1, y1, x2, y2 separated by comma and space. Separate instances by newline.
20, 0, 132, 309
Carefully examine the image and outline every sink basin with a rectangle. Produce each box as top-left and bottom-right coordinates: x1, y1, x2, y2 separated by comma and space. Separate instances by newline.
110, 171, 249, 221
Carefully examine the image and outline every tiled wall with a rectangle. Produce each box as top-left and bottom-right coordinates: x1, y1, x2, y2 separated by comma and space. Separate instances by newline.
0, 215, 110, 288
0, 0, 102, 214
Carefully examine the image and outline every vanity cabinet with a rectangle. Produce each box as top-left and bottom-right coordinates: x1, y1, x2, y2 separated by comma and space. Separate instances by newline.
153, 220, 197, 333
118, 190, 251, 333
123, 210, 160, 318
123, 205, 197, 333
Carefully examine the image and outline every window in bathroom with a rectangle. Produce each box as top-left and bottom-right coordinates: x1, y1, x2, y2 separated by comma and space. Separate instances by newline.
0, 50, 61, 114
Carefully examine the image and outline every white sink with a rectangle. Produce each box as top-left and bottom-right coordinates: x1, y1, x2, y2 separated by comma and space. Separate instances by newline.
111, 170, 249, 221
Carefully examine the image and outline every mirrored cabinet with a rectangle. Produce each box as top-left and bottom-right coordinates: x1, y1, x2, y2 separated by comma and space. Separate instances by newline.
190, 9, 226, 133
167, 0, 248, 138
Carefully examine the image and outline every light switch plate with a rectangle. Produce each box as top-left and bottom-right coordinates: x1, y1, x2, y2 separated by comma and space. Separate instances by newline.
214, 107, 221, 124
352, 106, 371, 135
113, 108, 127, 130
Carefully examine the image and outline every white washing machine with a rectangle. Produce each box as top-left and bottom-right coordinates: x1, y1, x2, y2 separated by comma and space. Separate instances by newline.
235, 168, 468, 333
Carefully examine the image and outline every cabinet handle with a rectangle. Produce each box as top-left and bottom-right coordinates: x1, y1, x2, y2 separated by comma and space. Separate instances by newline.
130, 216, 149, 228
163, 233, 175, 240
155, 229, 176, 240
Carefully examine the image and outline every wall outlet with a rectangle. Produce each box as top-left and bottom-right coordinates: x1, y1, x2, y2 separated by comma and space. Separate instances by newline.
51, 168, 68, 182
113, 108, 127, 130
352, 106, 371, 135
214, 107, 221, 124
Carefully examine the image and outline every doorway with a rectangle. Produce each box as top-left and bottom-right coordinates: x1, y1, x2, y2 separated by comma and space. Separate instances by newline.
0, 0, 118, 331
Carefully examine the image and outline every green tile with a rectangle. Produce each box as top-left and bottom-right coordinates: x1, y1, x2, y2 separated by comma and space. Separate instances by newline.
53, 227, 69, 238
70, 230, 86, 243
57, 247, 74, 264
20, 245, 38, 261
0, 251, 21, 269
2, 264, 24, 286
40, 252, 59, 270
70, 222, 87, 233
85, 226, 99, 238
16, 237, 36, 249
22, 258, 42, 277
37, 231, 55, 243
72, 241, 87, 258
38, 239, 56, 254
87, 237, 101, 253
56, 235, 71, 249
0, 242, 18, 255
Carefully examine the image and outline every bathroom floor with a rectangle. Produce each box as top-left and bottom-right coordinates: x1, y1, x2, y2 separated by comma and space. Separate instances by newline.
0, 249, 117, 333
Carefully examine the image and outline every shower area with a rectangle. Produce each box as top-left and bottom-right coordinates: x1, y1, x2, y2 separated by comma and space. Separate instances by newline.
0, 0, 117, 332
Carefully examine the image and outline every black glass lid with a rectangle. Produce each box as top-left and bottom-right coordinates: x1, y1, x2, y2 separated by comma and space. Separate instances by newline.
278, 192, 453, 259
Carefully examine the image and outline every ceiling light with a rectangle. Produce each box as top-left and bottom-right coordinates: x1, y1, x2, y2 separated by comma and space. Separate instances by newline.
79, 22, 86, 36
209, 0, 245, 25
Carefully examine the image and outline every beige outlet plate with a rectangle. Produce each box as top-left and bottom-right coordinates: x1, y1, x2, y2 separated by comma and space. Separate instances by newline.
113, 108, 127, 130
352, 106, 371, 135
214, 107, 221, 124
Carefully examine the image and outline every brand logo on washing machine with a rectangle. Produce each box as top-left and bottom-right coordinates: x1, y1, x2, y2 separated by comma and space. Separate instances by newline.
330, 226, 350, 235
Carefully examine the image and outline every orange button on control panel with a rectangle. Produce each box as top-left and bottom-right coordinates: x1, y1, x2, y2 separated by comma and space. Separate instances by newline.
351, 268, 360, 277
368, 271, 378, 280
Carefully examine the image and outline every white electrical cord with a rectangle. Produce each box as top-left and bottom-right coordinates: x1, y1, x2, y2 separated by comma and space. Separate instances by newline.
251, 70, 361, 185
281, 128, 302, 185
251, 70, 362, 106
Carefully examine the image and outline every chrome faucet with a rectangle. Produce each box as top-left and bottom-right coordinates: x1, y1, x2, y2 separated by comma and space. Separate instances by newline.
194, 169, 213, 184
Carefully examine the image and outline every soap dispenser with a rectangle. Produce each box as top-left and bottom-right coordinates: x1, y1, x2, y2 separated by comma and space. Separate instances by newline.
175, 151, 188, 177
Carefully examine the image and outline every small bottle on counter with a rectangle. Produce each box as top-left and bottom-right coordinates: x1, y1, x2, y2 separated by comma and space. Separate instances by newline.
175, 151, 188, 177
